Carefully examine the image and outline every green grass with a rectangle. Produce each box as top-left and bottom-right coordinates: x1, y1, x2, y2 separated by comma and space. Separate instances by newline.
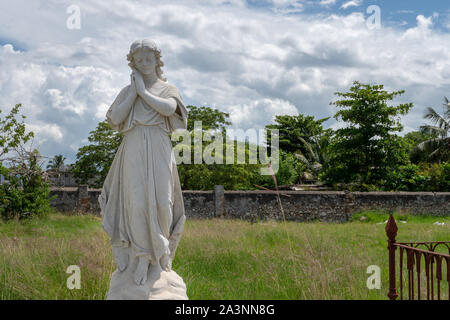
350, 210, 450, 224
0, 212, 448, 300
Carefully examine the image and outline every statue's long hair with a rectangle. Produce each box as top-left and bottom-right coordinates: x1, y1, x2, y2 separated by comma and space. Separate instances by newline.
126, 39, 166, 81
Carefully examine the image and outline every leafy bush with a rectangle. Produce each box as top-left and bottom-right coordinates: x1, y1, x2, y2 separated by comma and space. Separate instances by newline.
383, 164, 429, 191
383, 162, 450, 192
0, 104, 52, 220
256, 149, 302, 188
421, 162, 450, 191
0, 154, 53, 220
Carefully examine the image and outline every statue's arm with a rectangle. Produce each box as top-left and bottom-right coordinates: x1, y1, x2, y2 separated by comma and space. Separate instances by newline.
138, 90, 177, 117
132, 70, 177, 117
107, 84, 137, 126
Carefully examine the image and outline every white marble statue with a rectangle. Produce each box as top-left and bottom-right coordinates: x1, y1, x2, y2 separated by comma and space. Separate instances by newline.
99, 39, 189, 300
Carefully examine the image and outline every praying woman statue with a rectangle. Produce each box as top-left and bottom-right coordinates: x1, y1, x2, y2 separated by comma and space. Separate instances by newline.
99, 39, 189, 300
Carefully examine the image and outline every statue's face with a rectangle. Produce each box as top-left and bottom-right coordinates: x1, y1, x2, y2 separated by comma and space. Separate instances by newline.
133, 49, 157, 75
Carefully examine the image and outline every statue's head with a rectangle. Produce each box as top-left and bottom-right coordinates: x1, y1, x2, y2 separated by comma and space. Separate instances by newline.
127, 39, 166, 81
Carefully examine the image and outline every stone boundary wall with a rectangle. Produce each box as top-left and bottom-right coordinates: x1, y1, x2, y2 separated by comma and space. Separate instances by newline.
49, 186, 450, 222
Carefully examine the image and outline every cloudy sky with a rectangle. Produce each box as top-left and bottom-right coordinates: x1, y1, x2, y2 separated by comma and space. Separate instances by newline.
0, 0, 449, 163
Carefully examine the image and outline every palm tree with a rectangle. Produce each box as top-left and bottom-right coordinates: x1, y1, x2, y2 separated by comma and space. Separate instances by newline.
47, 154, 66, 171
415, 97, 450, 162
293, 134, 329, 183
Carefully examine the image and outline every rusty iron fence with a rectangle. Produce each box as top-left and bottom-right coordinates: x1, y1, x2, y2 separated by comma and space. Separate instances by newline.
385, 213, 450, 300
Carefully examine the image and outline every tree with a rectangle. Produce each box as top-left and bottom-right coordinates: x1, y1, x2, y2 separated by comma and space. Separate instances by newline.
0, 104, 51, 220
403, 130, 437, 163
413, 97, 450, 162
265, 114, 330, 160
177, 139, 268, 190
292, 142, 324, 184
72, 120, 123, 188
47, 154, 66, 171
176, 105, 265, 190
0, 104, 34, 159
265, 114, 331, 183
322, 81, 412, 189
186, 105, 231, 133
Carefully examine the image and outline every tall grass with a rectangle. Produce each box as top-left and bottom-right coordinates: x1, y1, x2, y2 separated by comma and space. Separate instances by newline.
0, 212, 448, 299
0, 214, 114, 299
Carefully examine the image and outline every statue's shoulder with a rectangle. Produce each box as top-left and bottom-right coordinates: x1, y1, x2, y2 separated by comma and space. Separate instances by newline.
118, 84, 131, 95
112, 85, 131, 103
160, 81, 181, 98
161, 80, 178, 90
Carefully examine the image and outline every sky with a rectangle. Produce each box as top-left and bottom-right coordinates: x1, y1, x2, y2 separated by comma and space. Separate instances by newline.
0, 0, 449, 163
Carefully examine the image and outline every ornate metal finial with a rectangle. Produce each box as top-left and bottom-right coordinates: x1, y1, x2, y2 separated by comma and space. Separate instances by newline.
385, 213, 398, 241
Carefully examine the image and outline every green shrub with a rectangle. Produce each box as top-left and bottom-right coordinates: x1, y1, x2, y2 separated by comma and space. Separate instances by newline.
257, 149, 302, 188
383, 162, 450, 192
0, 158, 53, 220
422, 162, 450, 191
384, 164, 428, 191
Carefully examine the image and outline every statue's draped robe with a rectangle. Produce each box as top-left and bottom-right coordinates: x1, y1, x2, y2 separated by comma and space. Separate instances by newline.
99, 80, 188, 268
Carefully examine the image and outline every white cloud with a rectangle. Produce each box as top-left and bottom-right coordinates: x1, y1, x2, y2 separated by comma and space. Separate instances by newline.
417, 14, 433, 29
1, 44, 22, 55
228, 98, 298, 128
446, 17, 450, 31
340, 0, 362, 10
0, 0, 449, 162
268, 0, 304, 14
28, 123, 64, 143
402, 15, 434, 39
319, 0, 336, 6
0, 40, 121, 160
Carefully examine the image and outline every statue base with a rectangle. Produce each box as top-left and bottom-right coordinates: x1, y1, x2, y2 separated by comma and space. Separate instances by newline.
106, 256, 188, 300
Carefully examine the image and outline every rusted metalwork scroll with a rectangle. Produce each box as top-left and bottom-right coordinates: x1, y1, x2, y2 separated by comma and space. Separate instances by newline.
386, 213, 450, 300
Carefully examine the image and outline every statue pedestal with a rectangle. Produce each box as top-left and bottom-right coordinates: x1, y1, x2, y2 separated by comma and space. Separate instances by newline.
106, 256, 188, 300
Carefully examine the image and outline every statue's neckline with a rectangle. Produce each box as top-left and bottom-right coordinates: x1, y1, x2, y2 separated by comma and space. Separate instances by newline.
145, 79, 167, 95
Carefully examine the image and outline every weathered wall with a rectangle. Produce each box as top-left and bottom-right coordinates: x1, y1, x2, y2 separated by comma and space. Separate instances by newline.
50, 186, 101, 214
50, 186, 450, 221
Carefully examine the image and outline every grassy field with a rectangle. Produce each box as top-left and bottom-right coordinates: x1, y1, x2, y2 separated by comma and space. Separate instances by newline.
0, 212, 448, 300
